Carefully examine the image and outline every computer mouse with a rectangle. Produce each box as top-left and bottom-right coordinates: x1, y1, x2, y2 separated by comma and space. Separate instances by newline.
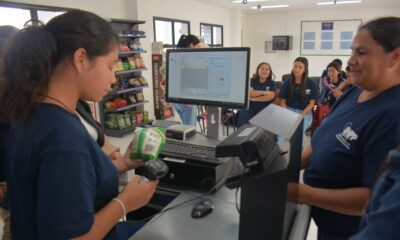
191, 200, 214, 218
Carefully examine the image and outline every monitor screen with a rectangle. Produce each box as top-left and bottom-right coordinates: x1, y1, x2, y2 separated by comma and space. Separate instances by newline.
166, 47, 250, 109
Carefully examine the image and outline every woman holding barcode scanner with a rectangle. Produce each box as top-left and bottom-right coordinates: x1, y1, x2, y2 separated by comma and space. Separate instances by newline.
0, 10, 158, 239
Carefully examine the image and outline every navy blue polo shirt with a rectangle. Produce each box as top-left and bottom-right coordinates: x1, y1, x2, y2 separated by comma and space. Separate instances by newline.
249, 80, 276, 113
278, 78, 318, 110
6, 104, 119, 240
350, 149, 400, 240
304, 85, 400, 238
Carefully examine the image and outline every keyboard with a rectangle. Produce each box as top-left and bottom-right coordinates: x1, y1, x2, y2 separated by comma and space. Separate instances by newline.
160, 140, 221, 164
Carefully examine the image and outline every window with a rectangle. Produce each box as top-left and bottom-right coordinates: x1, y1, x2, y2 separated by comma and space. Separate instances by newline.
200, 23, 223, 47
0, 2, 70, 28
153, 17, 190, 48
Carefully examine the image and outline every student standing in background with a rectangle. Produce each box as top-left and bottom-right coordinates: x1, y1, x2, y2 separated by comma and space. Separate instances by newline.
238, 62, 276, 127
299, 17, 400, 240
0, 10, 157, 239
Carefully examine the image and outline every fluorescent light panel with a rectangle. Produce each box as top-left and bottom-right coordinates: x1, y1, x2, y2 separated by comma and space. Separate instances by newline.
317, 0, 362, 5
250, 4, 289, 9
232, 0, 271, 3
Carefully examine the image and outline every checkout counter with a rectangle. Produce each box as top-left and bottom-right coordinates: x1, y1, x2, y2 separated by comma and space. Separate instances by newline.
128, 105, 311, 240
129, 186, 310, 240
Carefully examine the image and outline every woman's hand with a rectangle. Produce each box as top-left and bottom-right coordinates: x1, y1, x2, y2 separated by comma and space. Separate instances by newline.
118, 175, 159, 212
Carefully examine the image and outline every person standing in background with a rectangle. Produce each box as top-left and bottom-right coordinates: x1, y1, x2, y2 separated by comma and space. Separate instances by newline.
0, 24, 18, 240
0, 10, 157, 239
172, 34, 207, 126
238, 62, 276, 127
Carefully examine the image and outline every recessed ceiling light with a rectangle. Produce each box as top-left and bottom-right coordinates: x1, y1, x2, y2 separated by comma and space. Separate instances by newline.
232, 0, 271, 3
250, 4, 290, 9
316, 0, 362, 5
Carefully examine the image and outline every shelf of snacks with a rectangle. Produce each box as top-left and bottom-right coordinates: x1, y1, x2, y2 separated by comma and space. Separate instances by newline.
114, 68, 147, 76
118, 50, 147, 58
103, 110, 151, 137
100, 18, 149, 138
104, 101, 148, 113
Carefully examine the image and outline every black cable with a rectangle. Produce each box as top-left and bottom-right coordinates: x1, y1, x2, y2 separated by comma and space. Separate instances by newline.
234, 166, 249, 214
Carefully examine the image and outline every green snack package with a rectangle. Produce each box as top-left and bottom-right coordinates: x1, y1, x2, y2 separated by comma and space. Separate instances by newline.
128, 127, 166, 161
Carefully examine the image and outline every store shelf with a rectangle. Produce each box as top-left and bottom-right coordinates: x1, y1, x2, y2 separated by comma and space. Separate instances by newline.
101, 18, 148, 138
109, 18, 145, 25
104, 126, 136, 137
112, 85, 148, 95
104, 101, 148, 113
119, 50, 147, 57
119, 34, 146, 39
114, 68, 147, 76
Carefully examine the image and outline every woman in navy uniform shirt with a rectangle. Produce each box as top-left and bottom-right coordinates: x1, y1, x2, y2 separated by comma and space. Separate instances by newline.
0, 10, 158, 239
319, 61, 345, 107
299, 17, 400, 240
238, 62, 276, 127
279, 57, 318, 134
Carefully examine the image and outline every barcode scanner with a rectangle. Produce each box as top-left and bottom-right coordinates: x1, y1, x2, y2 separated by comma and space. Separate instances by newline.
140, 159, 169, 183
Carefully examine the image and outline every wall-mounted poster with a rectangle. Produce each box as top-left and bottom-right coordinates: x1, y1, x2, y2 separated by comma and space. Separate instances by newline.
301, 19, 362, 56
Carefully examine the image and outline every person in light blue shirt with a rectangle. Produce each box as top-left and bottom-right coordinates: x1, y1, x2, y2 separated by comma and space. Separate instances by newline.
173, 34, 206, 126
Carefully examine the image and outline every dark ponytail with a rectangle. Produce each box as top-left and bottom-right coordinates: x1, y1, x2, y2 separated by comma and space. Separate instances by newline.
0, 26, 56, 124
0, 10, 119, 124
177, 34, 200, 48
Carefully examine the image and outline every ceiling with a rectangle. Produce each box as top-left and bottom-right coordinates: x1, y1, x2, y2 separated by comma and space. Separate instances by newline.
193, 0, 400, 14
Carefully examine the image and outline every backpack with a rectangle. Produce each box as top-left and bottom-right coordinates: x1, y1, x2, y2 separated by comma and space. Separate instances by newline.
312, 102, 331, 128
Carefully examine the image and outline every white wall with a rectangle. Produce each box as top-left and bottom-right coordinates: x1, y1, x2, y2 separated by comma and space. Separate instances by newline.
243, 7, 400, 82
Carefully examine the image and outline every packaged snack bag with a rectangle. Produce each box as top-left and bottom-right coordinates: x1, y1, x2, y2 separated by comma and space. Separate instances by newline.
128, 127, 166, 161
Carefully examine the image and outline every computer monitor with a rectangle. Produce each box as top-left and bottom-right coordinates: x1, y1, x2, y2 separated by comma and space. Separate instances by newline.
166, 47, 250, 109
166, 47, 251, 139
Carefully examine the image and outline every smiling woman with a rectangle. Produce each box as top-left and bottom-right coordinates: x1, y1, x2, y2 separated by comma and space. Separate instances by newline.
299, 16, 400, 240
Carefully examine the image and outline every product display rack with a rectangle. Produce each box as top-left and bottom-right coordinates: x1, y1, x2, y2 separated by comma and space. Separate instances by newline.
99, 19, 150, 138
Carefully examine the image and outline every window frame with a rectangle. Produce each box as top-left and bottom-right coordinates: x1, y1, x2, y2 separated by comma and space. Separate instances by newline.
0, 1, 73, 26
153, 16, 191, 48
200, 22, 223, 47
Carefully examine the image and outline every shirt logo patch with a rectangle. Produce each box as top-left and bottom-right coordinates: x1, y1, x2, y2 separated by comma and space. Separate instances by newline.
266, 87, 270, 90
336, 123, 358, 149
306, 89, 311, 95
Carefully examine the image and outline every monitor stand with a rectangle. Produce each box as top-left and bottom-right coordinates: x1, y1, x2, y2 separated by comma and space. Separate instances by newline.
206, 106, 220, 140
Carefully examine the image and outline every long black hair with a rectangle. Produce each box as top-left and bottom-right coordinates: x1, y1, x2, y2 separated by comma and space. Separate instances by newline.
358, 17, 400, 52
0, 10, 119, 124
326, 61, 341, 84
176, 34, 200, 48
0, 25, 18, 57
251, 62, 275, 83
288, 57, 309, 103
